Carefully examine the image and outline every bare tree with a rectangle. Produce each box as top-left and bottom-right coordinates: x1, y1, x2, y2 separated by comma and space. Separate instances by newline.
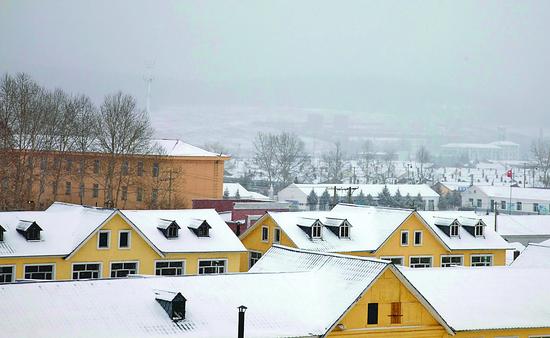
253, 132, 276, 186
532, 137, 550, 187
273, 132, 309, 186
359, 140, 374, 183
323, 141, 345, 183
416, 145, 431, 183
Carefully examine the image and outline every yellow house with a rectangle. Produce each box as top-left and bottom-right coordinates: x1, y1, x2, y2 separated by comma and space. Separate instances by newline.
2, 244, 548, 338
0, 202, 247, 282
240, 203, 512, 269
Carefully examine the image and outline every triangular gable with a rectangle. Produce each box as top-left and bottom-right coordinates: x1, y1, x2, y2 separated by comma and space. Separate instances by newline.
65, 210, 165, 260
239, 212, 300, 248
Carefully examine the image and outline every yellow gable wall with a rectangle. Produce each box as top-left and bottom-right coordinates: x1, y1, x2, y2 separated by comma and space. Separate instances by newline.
341, 214, 506, 267
329, 268, 445, 338
0, 213, 244, 280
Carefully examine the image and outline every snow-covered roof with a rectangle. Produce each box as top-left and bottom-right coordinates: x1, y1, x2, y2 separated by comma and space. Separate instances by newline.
262, 204, 414, 252
469, 185, 550, 201
121, 209, 246, 253
441, 143, 501, 149
0, 203, 245, 258
418, 211, 512, 250
511, 240, 550, 268
152, 139, 226, 157
0, 245, 389, 338
223, 183, 269, 200
481, 214, 550, 236
283, 183, 439, 198
399, 266, 550, 332
0, 204, 114, 257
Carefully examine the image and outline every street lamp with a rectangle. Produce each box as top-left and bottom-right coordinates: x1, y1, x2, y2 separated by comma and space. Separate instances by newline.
238, 305, 247, 338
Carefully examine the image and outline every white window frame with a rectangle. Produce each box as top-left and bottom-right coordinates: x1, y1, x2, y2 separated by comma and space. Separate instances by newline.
475, 225, 484, 237
400, 230, 409, 246
409, 256, 433, 268
71, 262, 102, 280
516, 201, 522, 211
198, 259, 228, 275
97, 230, 111, 249
0, 265, 16, 283
23, 263, 56, 280
380, 256, 404, 266
450, 222, 459, 237
470, 254, 493, 267
110, 261, 139, 278
273, 227, 281, 244
339, 223, 350, 239
154, 260, 186, 276
311, 222, 322, 239
440, 255, 464, 267
413, 230, 423, 246
261, 226, 269, 242
118, 230, 131, 249
249, 251, 263, 269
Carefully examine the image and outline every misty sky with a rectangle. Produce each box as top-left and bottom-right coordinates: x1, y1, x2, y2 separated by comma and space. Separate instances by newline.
2, 0, 550, 132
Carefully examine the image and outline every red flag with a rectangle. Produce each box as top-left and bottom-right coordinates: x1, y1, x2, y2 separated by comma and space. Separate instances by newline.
506, 169, 513, 178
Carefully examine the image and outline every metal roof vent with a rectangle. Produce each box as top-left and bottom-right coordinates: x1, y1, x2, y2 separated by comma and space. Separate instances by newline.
154, 290, 186, 321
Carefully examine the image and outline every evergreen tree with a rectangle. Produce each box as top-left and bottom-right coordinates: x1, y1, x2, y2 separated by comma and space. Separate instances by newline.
235, 189, 241, 199
438, 194, 449, 210
307, 189, 319, 211
393, 189, 403, 208
319, 189, 331, 211
223, 187, 230, 199
377, 185, 393, 207
365, 193, 375, 206
355, 190, 366, 205
413, 193, 425, 210
403, 193, 413, 208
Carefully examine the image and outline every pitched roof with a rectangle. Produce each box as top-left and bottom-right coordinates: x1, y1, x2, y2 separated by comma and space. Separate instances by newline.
482, 214, 550, 236
0, 245, 389, 338
469, 185, 550, 201
418, 211, 512, 250
399, 265, 550, 332
152, 139, 226, 157
511, 240, 550, 268
261, 204, 414, 252
0, 203, 245, 258
223, 183, 269, 200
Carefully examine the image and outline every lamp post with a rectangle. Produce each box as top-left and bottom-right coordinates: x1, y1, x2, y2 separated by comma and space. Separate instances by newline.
238, 305, 247, 338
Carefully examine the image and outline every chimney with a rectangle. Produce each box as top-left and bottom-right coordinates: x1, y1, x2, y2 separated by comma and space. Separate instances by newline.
238, 305, 247, 338
155, 290, 186, 321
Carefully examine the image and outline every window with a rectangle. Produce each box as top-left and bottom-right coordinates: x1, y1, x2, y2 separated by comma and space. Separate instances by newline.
166, 224, 179, 238
52, 181, 58, 195
409, 256, 432, 268
501, 200, 506, 210
261, 226, 269, 242
516, 201, 522, 211
390, 302, 402, 324
476, 199, 482, 208
65, 181, 71, 195
490, 199, 495, 211
93, 159, 100, 174
450, 223, 459, 237
24, 264, 54, 280
413, 231, 422, 246
471, 255, 493, 267
152, 162, 160, 177
110, 262, 138, 278
92, 183, 99, 198
26, 226, 41, 241
441, 255, 463, 267
118, 230, 130, 249
249, 251, 262, 268
152, 189, 158, 204
475, 224, 484, 237
400, 231, 409, 246
0, 228, 3, 241
66, 159, 72, 172
198, 259, 226, 274
534, 203, 539, 212
0, 266, 15, 283
97, 230, 110, 249
121, 186, 128, 201
137, 187, 143, 202
1, 177, 8, 192
121, 160, 129, 176
367, 303, 378, 325
380, 256, 404, 266
72, 263, 101, 280
468, 198, 474, 206
339, 223, 350, 239
79, 183, 85, 198
274, 228, 281, 243
311, 222, 322, 239
40, 157, 47, 171
155, 261, 185, 276
137, 161, 144, 176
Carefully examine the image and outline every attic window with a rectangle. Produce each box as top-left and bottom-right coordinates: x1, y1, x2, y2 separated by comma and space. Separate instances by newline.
16, 221, 42, 241
311, 222, 322, 239
188, 220, 211, 238
450, 221, 459, 237
475, 222, 484, 237
339, 222, 350, 239
157, 219, 180, 239
155, 290, 186, 321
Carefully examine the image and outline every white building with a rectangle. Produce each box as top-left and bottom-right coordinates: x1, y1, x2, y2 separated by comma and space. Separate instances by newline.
223, 183, 269, 200
511, 239, 550, 268
277, 183, 439, 211
440, 141, 520, 162
462, 185, 550, 214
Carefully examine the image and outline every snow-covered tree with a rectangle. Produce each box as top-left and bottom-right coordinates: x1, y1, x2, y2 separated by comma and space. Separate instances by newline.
307, 189, 319, 211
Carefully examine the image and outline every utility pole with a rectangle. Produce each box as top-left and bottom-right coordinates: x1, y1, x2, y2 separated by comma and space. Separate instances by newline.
144, 60, 155, 115
494, 200, 498, 232
523, 163, 526, 188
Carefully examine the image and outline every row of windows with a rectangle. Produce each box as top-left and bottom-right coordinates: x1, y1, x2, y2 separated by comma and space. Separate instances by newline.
380, 255, 494, 268
472, 198, 550, 213
367, 301, 403, 325
97, 230, 131, 249
27, 158, 160, 178
0, 259, 228, 283
51, 182, 158, 203
400, 230, 423, 246
261, 226, 281, 243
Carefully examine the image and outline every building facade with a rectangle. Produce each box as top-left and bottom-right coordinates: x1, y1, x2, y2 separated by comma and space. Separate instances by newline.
462, 185, 550, 214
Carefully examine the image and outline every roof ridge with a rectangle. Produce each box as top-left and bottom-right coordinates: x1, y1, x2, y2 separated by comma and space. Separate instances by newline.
271, 244, 390, 264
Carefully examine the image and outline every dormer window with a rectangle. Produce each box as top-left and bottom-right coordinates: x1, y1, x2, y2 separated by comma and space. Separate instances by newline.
339, 222, 350, 239
297, 218, 323, 240
474, 221, 485, 237
0, 225, 5, 242
16, 220, 42, 241
155, 290, 186, 321
188, 219, 211, 237
311, 222, 322, 239
450, 221, 459, 237
157, 219, 181, 239
324, 218, 351, 239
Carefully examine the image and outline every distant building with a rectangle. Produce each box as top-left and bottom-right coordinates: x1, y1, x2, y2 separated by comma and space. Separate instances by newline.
511, 239, 550, 268
440, 141, 520, 162
462, 185, 550, 214
222, 183, 269, 200
277, 183, 439, 211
